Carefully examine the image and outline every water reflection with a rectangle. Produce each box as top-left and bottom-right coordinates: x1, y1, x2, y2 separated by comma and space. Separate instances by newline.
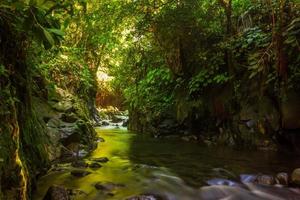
33, 128, 300, 200
128, 130, 300, 187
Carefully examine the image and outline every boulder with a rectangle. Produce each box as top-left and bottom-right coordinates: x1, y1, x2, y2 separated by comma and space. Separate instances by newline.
291, 168, 300, 185
157, 118, 180, 135
43, 185, 69, 200
276, 172, 289, 186
255, 175, 275, 185
122, 119, 129, 127
101, 121, 110, 126
111, 115, 123, 123
51, 100, 73, 113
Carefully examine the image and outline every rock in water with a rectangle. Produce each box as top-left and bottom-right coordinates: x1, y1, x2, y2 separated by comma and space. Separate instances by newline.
240, 174, 257, 184
43, 185, 69, 200
101, 121, 110, 126
255, 175, 275, 185
70, 170, 91, 177
92, 157, 109, 163
291, 168, 300, 185
71, 160, 88, 168
97, 137, 105, 142
276, 172, 289, 186
207, 178, 241, 187
89, 162, 102, 169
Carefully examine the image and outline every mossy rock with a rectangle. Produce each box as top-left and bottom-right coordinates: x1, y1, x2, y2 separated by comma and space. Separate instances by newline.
291, 168, 300, 185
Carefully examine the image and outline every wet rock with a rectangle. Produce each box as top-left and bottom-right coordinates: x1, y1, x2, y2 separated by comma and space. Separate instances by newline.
47, 118, 62, 128
240, 174, 257, 184
92, 157, 109, 163
61, 113, 78, 123
255, 175, 275, 185
97, 137, 105, 142
291, 168, 300, 185
43, 185, 69, 200
51, 100, 73, 113
157, 118, 180, 135
122, 119, 129, 127
94, 182, 125, 191
60, 127, 81, 143
111, 115, 123, 123
89, 162, 102, 169
70, 170, 91, 177
276, 172, 289, 185
61, 142, 79, 157
71, 160, 88, 168
126, 194, 163, 200
67, 189, 87, 197
207, 178, 241, 187
101, 121, 110, 126
77, 149, 88, 158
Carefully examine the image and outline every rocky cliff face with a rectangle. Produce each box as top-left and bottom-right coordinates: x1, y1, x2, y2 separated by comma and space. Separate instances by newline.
0, 84, 97, 199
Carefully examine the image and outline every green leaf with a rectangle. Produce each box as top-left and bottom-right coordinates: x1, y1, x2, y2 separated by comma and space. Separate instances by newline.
46, 28, 65, 36
43, 28, 55, 46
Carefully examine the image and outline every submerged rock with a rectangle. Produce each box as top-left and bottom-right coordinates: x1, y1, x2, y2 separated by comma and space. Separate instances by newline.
95, 182, 125, 191
70, 170, 91, 177
97, 137, 105, 142
92, 157, 109, 163
89, 162, 102, 169
43, 185, 69, 200
67, 189, 87, 197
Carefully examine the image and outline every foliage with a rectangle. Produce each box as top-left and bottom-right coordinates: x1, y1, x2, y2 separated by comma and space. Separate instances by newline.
124, 68, 174, 117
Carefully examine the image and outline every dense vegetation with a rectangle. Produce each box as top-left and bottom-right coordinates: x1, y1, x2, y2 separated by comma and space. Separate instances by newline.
101, 0, 300, 149
0, 0, 300, 199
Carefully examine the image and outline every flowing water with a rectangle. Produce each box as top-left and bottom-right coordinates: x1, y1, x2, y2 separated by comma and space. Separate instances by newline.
33, 127, 300, 200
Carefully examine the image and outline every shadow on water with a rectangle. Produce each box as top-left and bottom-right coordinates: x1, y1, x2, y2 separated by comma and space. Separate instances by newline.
127, 131, 300, 187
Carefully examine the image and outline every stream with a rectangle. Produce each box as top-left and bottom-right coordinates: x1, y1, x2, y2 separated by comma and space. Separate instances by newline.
33, 127, 300, 200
